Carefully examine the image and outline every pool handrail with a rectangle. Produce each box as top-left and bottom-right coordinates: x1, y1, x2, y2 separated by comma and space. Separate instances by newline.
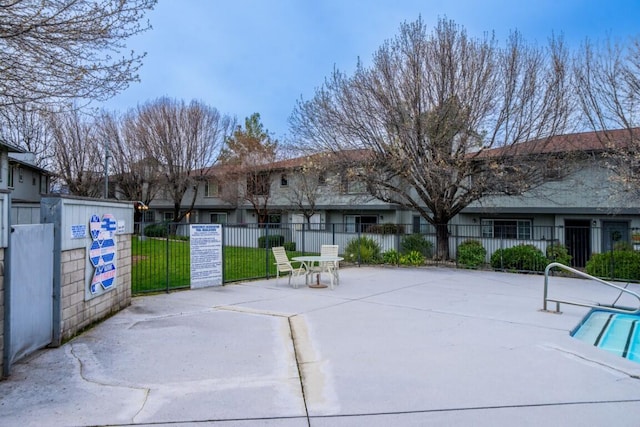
543, 262, 640, 314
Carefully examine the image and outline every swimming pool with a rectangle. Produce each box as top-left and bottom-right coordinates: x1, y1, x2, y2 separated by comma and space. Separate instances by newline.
571, 309, 640, 362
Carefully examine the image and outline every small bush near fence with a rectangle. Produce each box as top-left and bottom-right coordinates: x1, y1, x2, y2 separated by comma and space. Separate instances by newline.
401, 234, 433, 258
490, 244, 549, 272
400, 250, 425, 266
586, 250, 640, 281
457, 240, 486, 269
344, 236, 382, 264
383, 249, 401, 264
382, 249, 425, 266
144, 222, 169, 237
258, 235, 284, 248
545, 242, 572, 265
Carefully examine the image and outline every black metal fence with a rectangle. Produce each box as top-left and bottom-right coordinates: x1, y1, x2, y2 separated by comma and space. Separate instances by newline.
131, 222, 640, 294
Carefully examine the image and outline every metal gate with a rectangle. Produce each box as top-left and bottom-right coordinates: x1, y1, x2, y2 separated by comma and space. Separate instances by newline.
8, 224, 54, 365
565, 220, 591, 268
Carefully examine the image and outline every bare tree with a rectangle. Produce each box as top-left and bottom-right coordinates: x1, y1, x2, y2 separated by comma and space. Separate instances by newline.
290, 17, 572, 259
134, 97, 233, 222
573, 36, 640, 201
48, 108, 103, 196
0, 0, 156, 109
282, 153, 341, 228
0, 103, 54, 168
97, 110, 162, 210
219, 113, 278, 225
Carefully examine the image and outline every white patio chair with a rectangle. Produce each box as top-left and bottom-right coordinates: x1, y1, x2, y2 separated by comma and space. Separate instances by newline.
272, 246, 306, 288
319, 244, 340, 288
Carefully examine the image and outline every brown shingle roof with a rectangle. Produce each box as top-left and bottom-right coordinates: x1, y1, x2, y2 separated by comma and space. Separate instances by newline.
478, 128, 640, 158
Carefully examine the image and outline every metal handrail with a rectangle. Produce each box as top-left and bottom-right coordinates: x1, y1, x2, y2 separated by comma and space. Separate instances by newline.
543, 262, 640, 314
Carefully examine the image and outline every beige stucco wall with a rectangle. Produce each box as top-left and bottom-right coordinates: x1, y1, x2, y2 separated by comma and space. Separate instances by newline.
59, 234, 131, 343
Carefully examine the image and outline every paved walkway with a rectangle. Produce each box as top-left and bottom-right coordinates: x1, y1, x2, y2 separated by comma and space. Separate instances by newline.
1, 267, 640, 426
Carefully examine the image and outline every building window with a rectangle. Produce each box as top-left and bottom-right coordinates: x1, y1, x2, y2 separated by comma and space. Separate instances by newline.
280, 174, 288, 186
481, 219, 532, 239
318, 172, 326, 185
18, 166, 23, 183
205, 180, 219, 197
8, 164, 14, 188
142, 210, 154, 223
345, 215, 378, 232
40, 176, 48, 194
412, 216, 434, 234
341, 175, 367, 194
247, 172, 270, 196
163, 212, 174, 222
543, 158, 563, 180
210, 212, 227, 224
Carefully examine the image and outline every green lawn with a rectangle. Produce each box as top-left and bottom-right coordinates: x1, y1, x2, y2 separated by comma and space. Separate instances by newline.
131, 237, 304, 293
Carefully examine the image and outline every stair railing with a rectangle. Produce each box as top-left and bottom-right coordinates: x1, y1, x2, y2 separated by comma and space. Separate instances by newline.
543, 262, 640, 314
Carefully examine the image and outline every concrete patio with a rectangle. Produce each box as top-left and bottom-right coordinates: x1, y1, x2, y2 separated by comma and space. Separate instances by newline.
1, 266, 639, 426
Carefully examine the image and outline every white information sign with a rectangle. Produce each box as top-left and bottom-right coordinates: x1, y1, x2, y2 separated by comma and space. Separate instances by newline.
190, 224, 223, 288
71, 224, 87, 239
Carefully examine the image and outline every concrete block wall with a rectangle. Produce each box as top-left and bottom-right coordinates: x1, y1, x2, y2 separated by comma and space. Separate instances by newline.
59, 235, 131, 343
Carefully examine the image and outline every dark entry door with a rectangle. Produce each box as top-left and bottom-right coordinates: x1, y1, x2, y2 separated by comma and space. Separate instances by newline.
565, 219, 591, 268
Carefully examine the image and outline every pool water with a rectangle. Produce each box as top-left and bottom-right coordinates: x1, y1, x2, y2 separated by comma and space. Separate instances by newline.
571, 309, 640, 363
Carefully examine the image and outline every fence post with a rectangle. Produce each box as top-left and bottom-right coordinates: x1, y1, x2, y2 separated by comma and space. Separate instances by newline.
396, 231, 401, 267
455, 224, 460, 267
165, 222, 170, 293
222, 223, 226, 283
265, 224, 270, 279
332, 223, 336, 246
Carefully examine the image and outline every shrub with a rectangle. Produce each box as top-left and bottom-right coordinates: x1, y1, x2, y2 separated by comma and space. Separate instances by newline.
490, 244, 548, 272
283, 241, 296, 251
258, 235, 284, 248
545, 242, 572, 265
401, 234, 433, 258
367, 223, 405, 234
383, 249, 401, 264
613, 241, 634, 252
457, 240, 486, 268
144, 222, 168, 237
344, 236, 381, 264
586, 250, 640, 281
400, 250, 425, 266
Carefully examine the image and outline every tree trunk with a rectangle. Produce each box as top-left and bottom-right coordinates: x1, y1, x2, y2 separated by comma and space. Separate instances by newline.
435, 223, 450, 260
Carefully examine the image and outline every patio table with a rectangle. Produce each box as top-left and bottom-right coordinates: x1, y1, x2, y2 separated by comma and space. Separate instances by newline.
292, 255, 343, 289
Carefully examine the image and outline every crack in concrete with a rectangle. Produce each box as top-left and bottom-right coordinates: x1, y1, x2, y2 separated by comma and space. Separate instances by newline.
69, 343, 151, 424
547, 344, 640, 380
288, 316, 311, 427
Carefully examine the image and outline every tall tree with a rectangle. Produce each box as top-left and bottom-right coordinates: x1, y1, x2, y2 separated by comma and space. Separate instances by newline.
290, 17, 571, 259
134, 97, 233, 222
573, 36, 640, 201
0, 103, 54, 168
285, 157, 324, 227
219, 113, 278, 224
97, 110, 162, 209
48, 108, 104, 197
0, 0, 156, 109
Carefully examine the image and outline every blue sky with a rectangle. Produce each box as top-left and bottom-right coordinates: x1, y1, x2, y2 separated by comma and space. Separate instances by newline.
101, 0, 640, 141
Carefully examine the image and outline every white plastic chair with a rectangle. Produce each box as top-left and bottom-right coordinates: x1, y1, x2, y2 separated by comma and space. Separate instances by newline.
272, 246, 305, 288
320, 244, 340, 288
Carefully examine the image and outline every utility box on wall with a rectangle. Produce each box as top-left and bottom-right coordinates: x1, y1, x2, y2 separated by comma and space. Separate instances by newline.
41, 195, 134, 345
